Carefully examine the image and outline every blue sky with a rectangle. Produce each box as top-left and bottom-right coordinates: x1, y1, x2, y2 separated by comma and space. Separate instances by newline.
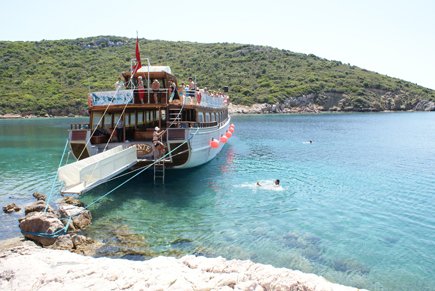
1, 0, 434, 90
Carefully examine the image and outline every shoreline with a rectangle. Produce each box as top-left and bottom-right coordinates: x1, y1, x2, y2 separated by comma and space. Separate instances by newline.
1, 101, 434, 120
0, 237, 365, 290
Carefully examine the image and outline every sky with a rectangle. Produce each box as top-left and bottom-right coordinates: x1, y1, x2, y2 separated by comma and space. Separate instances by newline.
1, 0, 434, 90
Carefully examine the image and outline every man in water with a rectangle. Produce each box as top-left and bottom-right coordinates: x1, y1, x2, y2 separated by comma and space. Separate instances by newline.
274, 179, 280, 186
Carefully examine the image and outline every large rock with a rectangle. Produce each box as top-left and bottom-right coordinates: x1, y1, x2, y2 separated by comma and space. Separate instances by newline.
24, 200, 54, 215
19, 212, 66, 246
58, 204, 92, 230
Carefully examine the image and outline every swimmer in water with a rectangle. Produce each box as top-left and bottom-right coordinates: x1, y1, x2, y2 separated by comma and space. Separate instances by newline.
256, 181, 261, 186
274, 179, 280, 186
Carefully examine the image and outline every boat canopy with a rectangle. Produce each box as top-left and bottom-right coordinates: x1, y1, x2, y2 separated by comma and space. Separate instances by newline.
58, 146, 137, 194
137, 65, 172, 74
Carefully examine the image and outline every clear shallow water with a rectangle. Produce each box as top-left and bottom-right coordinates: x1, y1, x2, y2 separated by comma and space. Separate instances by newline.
1, 113, 434, 290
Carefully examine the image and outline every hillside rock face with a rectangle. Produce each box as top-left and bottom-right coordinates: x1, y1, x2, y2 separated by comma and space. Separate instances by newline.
229, 91, 434, 114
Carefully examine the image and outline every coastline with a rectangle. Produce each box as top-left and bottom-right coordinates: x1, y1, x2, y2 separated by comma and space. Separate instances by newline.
0, 237, 365, 291
1, 98, 434, 120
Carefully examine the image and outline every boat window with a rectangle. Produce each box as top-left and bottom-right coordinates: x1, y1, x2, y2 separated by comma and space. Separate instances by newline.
137, 111, 144, 125
198, 112, 204, 123
113, 113, 121, 128
130, 112, 136, 126
205, 112, 210, 123
161, 109, 166, 121
104, 114, 113, 128
92, 113, 102, 129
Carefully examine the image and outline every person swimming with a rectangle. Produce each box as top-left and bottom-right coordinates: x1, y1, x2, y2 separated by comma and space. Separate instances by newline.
274, 179, 280, 186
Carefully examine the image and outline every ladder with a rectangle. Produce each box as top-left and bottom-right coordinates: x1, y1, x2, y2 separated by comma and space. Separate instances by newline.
154, 159, 165, 184
168, 108, 181, 125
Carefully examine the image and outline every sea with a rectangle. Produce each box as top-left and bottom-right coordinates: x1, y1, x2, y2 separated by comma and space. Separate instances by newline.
1, 113, 434, 291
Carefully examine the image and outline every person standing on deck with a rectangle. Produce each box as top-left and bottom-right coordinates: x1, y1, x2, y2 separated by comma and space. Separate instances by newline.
151, 79, 160, 104
137, 76, 145, 104
188, 77, 195, 97
116, 117, 124, 142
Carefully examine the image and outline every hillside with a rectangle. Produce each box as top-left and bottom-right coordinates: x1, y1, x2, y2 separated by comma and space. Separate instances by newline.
1, 36, 434, 116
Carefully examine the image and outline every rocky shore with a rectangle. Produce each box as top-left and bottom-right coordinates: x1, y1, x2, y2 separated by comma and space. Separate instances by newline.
0, 238, 364, 291
228, 97, 435, 115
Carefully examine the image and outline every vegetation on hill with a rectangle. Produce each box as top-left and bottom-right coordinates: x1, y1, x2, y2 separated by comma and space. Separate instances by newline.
1, 36, 434, 115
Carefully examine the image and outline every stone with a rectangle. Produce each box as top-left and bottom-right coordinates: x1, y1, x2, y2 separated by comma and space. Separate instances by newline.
47, 234, 74, 251
24, 200, 54, 215
2, 203, 21, 213
32, 192, 47, 201
60, 196, 84, 207
19, 212, 66, 246
58, 204, 92, 230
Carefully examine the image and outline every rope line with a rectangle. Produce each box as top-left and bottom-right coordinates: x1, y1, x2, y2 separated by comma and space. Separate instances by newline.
27, 128, 199, 239
44, 139, 69, 213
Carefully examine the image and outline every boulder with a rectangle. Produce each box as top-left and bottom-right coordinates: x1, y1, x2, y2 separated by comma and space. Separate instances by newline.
3, 203, 21, 213
19, 212, 66, 246
32, 192, 47, 201
47, 234, 74, 251
24, 200, 54, 215
58, 204, 92, 230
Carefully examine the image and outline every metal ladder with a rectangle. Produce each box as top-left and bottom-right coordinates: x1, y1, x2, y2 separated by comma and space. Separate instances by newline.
153, 159, 165, 184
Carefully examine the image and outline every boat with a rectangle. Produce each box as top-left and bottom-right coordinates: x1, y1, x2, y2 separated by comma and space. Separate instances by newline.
58, 44, 232, 194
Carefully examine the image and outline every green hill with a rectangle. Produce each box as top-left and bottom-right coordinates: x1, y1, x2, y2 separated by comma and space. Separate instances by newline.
1, 36, 434, 116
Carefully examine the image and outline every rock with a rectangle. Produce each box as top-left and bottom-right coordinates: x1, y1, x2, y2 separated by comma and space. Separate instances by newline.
47, 234, 74, 251
414, 100, 435, 111
19, 212, 66, 246
32, 192, 46, 201
60, 196, 84, 207
0, 241, 366, 291
3, 203, 21, 213
24, 200, 54, 215
58, 204, 92, 230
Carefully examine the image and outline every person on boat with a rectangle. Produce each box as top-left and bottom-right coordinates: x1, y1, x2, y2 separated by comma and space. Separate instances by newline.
137, 76, 145, 104
153, 127, 165, 159
116, 117, 124, 142
114, 77, 125, 90
151, 79, 160, 104
188, 77, 195, 97
169, 80, 180, 103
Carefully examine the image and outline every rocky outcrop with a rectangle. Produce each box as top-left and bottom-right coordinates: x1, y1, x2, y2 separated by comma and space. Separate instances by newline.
414, 100, 435, 111
18, 212, 65, 246
58, 204, 92, 231
229, 91, 435, 114
0, 239, 366, 291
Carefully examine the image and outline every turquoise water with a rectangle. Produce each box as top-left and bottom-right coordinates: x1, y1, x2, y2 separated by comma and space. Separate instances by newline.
1, 113, 434, 290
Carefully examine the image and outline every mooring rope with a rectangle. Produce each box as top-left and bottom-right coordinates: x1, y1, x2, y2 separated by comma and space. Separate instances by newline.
27, 127, 199, 238
44, 139, 69, 213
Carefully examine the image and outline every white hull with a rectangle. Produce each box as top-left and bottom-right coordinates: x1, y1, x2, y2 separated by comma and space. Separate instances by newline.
174, 117, 231, 169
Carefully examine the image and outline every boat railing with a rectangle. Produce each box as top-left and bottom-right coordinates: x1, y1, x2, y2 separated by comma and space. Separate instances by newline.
89, 89, 170, 106
71, 123, 90, 130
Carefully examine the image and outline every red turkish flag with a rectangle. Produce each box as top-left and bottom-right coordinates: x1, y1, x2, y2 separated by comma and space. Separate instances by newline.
132, 37, 142, 74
